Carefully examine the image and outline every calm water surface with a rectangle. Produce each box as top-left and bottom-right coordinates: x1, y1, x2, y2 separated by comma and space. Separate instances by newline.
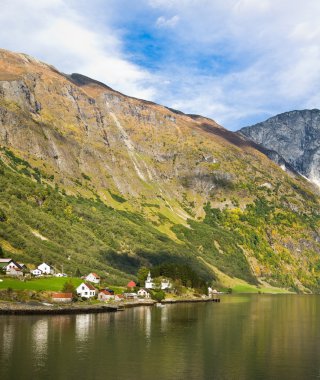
1, 295, 320, 380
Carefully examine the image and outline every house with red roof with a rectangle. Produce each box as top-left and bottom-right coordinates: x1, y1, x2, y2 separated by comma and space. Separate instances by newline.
85, 272, 101, 284
76, 282, 96, 298
98, 290, 114, 302
127, 281, 136, 289
52, 292, 73, 303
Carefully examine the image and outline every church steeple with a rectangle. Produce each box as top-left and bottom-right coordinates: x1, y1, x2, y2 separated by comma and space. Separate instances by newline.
145, 271, 153, 289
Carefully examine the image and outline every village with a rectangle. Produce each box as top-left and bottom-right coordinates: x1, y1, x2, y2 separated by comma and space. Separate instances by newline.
0, 258, 220, 308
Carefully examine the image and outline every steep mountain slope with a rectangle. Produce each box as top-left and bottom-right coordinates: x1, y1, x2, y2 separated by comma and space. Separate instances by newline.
240, 109, 320, 187
1, 49, 320, 291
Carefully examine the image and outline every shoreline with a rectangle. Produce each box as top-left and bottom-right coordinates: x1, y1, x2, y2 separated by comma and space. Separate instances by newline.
0, 297, 220, 315
162, 297, 220, 304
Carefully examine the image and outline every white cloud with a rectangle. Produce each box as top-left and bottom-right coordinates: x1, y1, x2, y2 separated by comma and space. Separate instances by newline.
156, 15, 179, 28
147, 0, 320, 128
1, 0, 320, 129
0, 0, 157, 100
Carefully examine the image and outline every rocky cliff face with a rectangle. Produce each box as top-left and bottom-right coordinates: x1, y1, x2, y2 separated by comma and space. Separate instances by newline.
1, 49, 320, 291
240, 110, 320, 187
0, 48, 284, 220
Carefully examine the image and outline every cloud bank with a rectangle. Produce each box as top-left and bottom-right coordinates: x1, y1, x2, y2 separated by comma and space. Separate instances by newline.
1, 0, 320, 129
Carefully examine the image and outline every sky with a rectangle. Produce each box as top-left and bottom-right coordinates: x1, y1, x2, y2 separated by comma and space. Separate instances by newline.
1, 0, 320, 130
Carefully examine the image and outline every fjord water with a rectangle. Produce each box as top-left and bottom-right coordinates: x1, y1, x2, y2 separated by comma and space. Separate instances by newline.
1, 295, 320, 380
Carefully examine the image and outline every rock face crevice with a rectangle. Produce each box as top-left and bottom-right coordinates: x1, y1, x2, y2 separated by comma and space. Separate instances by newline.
240, 110, 320, 186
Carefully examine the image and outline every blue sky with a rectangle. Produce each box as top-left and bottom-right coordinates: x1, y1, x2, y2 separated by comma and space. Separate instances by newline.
1, 0, 320, 130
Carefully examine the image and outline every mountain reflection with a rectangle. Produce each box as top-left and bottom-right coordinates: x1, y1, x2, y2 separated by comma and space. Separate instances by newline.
1, 296, 320, 380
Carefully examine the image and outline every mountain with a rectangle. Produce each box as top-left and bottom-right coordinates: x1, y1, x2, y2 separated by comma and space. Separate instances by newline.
239, 110, 320, 187
1, 48, 320, 291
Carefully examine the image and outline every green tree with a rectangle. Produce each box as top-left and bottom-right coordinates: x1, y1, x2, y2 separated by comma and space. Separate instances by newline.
62, 280, 76, 295
0, 245, 3, 258
137, 266, 150, 286
75, 268, 82, 278
151, 290, 165, 302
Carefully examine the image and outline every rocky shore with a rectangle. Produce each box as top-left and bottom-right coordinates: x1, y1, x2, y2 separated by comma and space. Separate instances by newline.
0, 297, 220, 315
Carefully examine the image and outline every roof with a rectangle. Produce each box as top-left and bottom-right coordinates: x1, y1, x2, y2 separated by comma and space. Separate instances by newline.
0, 259, 22, 270
138, 288, 150, 293
127, 281, 136, 288
99, 290, 112, 295
88, 272, 100, 278
84, 283, 96, 290
52, 293, 73, 299
39, 262, 50, 267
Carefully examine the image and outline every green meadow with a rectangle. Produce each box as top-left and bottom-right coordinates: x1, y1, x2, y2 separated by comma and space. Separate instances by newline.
0, 277, 82, 291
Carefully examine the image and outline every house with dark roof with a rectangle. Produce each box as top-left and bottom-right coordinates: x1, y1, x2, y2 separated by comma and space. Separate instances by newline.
0, 258, 24, 276
76, 282, 96, 298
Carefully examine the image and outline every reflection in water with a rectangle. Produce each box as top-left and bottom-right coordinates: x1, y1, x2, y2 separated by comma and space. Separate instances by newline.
160, 305, 168, 333
1, 296, 320, 380
1, 323, 14, 361
144, 307, 151, 342
31, 319, 49, 364
75, 314, 95, 342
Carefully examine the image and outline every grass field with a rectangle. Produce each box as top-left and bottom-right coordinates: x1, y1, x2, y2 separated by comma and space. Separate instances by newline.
0, 277, 82, 291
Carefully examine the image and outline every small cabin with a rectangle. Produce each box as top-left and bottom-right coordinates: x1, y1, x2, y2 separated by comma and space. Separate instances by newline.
85, 273, 101, 284
52, 292, 73, 303
98, 290, 114, 302
38, 263, 53, 275
137, 288, 151, 298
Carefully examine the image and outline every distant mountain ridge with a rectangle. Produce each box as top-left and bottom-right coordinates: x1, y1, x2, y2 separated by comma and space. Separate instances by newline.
239, 109, 320, 187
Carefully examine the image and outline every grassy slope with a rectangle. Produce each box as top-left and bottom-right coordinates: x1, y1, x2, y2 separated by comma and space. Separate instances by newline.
1, 147, 320, 292
0, 149, 216, 286
0, 277, 82, 291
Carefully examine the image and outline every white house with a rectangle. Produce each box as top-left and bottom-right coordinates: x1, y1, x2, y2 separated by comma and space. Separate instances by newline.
38, 263, 53, 275
76, 282, 96, 298
161, 279, 171, 290
6, 266, 23, 277
98, 290, 114, 301
55, 273, 67, 277
137, 288, 151, 298
208, 287, 218, 297
85, 273, 100, 284
0, 259, 23, 275
145, 272, 154, 289
32, 269, 42, 276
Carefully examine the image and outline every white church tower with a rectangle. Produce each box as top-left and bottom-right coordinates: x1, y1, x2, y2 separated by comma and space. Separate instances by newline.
145, 271, 154, 289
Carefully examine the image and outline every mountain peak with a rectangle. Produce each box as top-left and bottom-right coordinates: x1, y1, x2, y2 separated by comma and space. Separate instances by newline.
240, 109, 320, 187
